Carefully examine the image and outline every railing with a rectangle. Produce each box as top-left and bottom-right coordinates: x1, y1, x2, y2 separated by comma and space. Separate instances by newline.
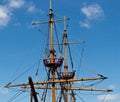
58, 70, 76, 79
43, 58, 64, 68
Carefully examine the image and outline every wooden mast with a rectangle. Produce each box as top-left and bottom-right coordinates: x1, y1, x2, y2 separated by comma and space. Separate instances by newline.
63, 16, 68, 102
49, 0, 56, 102
49, 0, 54, 50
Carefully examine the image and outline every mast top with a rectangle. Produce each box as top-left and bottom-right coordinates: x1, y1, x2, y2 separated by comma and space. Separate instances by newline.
64, 16, 67, 32
50, 0, 52, 10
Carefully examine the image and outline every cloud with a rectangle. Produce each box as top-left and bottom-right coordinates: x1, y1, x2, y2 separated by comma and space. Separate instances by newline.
27, 4, 45, 15
97, 94, 120, 101
80, 3, 104, 29
0, 87, 8, 94
27, 5, 36, 13
0, 0, 25, 28
81, 4, 104, 20
0, 6, 11, 27
108, 84, 116, 90
8, 0, 25, 8
79, 20, 90, 29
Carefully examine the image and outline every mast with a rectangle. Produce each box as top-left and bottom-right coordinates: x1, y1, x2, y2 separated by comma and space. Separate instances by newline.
49, 0, 54, 50
63, 16, 68, 102
63, 16, 68, 72
49, 0, 55, 102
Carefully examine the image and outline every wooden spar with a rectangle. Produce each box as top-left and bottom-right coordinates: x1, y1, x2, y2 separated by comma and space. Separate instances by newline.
63, 16, 68, 102
32, 18, 69, 25
5, 77, 107, 87
22, 86, 112, 92
49, 0, 55, 102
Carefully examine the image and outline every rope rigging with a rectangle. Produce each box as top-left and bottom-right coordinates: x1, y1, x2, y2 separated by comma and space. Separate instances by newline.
4, 1, 113, 101
6, 24, 48, 86
85, 79, 105, 88
100, 93, 109, 102
35, 26, 49, 76
43, 24, 50, 58
73, 43, 106, 77
6, 61, 40, 87
53, 22, 62, 57
69, 82, 76, 102
7, 89, 26, 102
67, 38, 74, 70
42, 69, 51, 102
78, 42, 85, 71
75, 93, 85, 102
76, 78, 105, 89
34, 25, 50, 84
56, 70, 67, 102
13, 94, 29, 102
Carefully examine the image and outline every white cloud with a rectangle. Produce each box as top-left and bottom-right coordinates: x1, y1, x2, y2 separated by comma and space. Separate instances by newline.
108, 84, 116, 90
27, 4, 45, 15
8, 0, 25, 8
0, 0, 25, 28
27, 5, 36, 13
0, 87, 8, 94
81, 4, 104, 20
97, 94, 120, 101
80, 3, 104, 29
79, 20, 90, 29
0, 6, 11, 27
38, 9, 45, 15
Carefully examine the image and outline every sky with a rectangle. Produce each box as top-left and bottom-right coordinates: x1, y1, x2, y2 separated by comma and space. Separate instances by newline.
0, 0, 120, 102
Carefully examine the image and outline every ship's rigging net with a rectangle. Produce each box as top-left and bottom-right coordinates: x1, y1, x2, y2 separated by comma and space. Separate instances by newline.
5, 20, 112, 101
4, 1, 112, 102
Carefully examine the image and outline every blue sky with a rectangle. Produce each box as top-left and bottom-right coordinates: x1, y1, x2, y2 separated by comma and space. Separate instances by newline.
0, 0, 120, 102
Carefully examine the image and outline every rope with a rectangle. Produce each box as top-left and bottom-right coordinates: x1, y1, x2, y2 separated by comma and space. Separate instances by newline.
7, 24, 48, 85
44, 24, 50, 58
69, 82, 76, 102
7, 89, 26, 102
85, 79, 104, 88
40, 69, 51, 102
6, 61, 40, 86
54, 22, 62, 56
100, 93, 109, 102
35, 25, 49, 77
56, 70, 65, 102
8, 43, 39, 85
76, 93, 85, 102
67, 39, 74, 70
73, 44, 101, 76
78, 42, 85, 71
13, 94, 29, 102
